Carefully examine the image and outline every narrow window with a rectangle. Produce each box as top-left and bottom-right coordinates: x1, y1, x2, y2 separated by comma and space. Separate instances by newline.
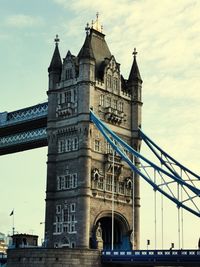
56, 205, 61, 214
107, 74, 112, 88
100, 95, 104, 106
95, 140, 101, 152
106, 174, 112, 192
113, 99, 117, 110
70, 203, 76, 212
66, 69, 73, 80
106, 97, 111, 107
119, 102, 123, 112
72, 174, 77, 188
97, 177, 104, 190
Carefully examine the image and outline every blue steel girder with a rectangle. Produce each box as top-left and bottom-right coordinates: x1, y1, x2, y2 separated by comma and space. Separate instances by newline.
0, 102, 48, 155
90, 110, 200, 218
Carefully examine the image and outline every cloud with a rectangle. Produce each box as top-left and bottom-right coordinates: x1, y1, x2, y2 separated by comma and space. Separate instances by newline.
5, 14, 44, 28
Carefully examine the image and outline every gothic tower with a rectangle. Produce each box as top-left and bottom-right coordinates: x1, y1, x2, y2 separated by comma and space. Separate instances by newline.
45, 17, 142, 250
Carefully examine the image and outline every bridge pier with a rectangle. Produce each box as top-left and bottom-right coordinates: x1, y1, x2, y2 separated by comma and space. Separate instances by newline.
7, 248, 194, 267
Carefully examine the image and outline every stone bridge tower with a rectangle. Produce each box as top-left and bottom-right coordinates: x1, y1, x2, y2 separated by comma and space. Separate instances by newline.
45, 17, 142, 250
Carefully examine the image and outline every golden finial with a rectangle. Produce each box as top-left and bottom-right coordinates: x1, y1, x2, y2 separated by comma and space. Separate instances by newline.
91, 12, 103, 33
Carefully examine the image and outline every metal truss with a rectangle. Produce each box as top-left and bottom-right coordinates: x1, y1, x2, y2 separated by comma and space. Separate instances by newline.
0, 128, 47, 147
0, 102, 48, 126
90, 110, 200, 218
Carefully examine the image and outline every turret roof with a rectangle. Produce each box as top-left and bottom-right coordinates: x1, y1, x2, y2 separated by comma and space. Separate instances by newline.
48, 41, 62, 72
128, 49, 142, 83
78, 33, 95, 60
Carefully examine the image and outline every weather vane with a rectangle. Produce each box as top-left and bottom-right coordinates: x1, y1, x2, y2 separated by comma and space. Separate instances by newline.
133, 48, 138, 57
85, 22, 90, 35
54, 34, 60, 45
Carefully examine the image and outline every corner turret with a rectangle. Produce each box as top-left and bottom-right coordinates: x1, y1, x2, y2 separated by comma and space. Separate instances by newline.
78, 24, 95, 82
48, 35, 62, 90
128, 48, 142, 84
128, 49, 143, 249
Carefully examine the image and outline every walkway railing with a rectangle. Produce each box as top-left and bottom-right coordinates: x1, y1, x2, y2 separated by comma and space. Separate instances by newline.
102, 249, 200, 264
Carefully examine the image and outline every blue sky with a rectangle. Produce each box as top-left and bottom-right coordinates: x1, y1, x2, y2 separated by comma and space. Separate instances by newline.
0, 0, 200, 249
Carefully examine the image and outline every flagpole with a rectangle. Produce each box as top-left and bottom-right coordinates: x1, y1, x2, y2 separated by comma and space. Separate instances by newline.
10, 209, 15, 235
111, 147, 115, 250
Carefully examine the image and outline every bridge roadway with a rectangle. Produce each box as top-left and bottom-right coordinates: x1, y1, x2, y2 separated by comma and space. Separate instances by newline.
0, 102, 48, 155
101, 249, 200, 266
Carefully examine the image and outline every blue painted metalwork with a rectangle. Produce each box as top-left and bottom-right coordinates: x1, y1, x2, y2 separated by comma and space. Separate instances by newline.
0, 102, 48, 127
101, 249, 200, 265
90, 110, 200, 217
0, 128, 47, 147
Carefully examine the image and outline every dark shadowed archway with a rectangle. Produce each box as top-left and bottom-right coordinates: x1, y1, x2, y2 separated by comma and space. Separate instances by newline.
93, 211, 131, 250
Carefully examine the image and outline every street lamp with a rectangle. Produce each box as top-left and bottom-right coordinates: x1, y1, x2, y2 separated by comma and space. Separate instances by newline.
147, 239, 150, 250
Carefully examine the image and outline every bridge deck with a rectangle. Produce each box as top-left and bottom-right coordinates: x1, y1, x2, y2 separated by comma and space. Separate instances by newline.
101, 249, 200, 266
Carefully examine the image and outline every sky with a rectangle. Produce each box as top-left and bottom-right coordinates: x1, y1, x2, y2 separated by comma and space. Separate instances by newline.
0, 0, 200, 249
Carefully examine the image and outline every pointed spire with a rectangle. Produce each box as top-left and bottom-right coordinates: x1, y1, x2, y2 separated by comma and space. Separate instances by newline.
78, 24, 95, 60
48, 35, 62, 72
128, 48, 142, 83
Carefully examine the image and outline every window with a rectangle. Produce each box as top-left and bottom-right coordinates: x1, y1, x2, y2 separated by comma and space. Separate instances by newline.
56, 205, 61, 214
58, 137, 78, 153
106, 142, 113, 154
72, 138, 78, 151
71, 242, 76, 248
106, 174, 117, 192
57, 173, 78, 190
107, 74, 112, 88
65, 175, 72, 189
64, 90, 72, 103
113, 99, 117, 110
100, 95, 104, 106
106, 97, 111, 107
58, 140, 65, 153
63, 223, 69, 233
58, 94, 63, 104
97, 177, 104, 190
70, 222, 76, 233
72, 174, 77, 188
66, 69, 73, 80
119, 182, 125, 194
70, 203, 76, 212
118, 102, 123, 112
95, 140, 101, 152
71, 214, 76, 222
74, 89, 77, 101
113, 77, 118, 91
56, 215, 61, 223
63, 208, 69, 222
106, 174, 112, 192
57, 177, 62, 190
66, 139, 71, 151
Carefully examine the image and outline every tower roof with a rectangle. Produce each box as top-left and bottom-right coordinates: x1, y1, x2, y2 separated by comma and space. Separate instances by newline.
128, 48, 142, 83
48, 35, 62, 72
78, 26, 95, 60
78, 16, 112, 78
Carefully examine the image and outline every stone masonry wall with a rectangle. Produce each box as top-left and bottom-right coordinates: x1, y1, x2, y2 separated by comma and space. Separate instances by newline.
7, 248, 101, 267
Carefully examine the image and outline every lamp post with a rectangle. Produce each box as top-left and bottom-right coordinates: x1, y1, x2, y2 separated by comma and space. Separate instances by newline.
147, 239, 150, 250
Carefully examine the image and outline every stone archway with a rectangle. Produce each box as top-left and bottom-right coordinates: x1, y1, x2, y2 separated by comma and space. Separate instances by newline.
93, 211, 131, 250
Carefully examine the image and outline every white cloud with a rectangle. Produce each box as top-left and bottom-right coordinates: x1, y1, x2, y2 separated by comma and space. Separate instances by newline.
5, 14, 44, 28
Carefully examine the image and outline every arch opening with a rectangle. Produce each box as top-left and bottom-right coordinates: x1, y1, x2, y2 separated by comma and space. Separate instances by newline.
94, 212, 131, 250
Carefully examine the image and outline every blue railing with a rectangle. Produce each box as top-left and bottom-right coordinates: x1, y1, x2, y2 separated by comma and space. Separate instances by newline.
101, 249, 200, 264
0, 102, 48, 127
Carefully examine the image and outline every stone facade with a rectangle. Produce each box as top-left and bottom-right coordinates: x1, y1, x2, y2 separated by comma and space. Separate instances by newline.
7, 248, 101, 267
45, 18, 142, 251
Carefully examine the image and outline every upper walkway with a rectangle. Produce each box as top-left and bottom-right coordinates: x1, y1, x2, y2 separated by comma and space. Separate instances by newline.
0, 102, 48, 155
